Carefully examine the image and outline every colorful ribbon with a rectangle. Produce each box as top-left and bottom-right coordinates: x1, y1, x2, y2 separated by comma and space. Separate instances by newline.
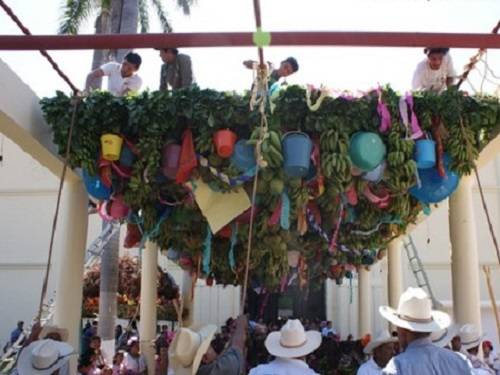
406, 94, 424, 139
228, 222, 237, 271
377, 88, 392, 133
202, 226, 212, 274
280, 191, 290, 230
350, 215, 403, 236
306, 207, 330, 242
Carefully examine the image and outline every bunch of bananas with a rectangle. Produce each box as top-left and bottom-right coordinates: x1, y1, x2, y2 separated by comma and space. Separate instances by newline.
320, 129, 352, 191
249, 129, 284, 168
386, 131, 417, 193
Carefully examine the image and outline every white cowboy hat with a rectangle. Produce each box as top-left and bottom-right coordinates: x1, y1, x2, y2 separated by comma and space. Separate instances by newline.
168, 325, 217, 375
363, 330, 397, 354
16, 339, 75, 375
430, 323, 459, 348
264, 319, 321, 359
379, 287, 451, 333
459, 324, 485, 350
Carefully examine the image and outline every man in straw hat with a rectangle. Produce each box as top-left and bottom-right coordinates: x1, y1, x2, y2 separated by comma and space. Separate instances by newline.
357, 330, 397, 374
15, 339, 75, 375
248, 319, 321, 375
459, 324, 495, 374
169, 314, 247, 375
378, 287, 471, 374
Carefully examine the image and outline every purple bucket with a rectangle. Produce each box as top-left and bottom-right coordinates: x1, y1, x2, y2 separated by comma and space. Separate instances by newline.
162, 143, 181, 180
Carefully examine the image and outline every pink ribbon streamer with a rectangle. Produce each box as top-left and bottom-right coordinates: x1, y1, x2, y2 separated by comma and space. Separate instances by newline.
377, 89, 392, 133
405, 94, 424, 139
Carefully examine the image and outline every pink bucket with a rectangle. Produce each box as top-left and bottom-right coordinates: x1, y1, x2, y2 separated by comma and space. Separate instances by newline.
162, 143, 182, 180
109, 195, 130, 219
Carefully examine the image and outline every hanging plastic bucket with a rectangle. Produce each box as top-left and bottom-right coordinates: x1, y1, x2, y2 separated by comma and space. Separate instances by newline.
231, 140, 256, 172
362, 161, 386, 183
82, 169, 111, 200
161, 143, 182, 179
282, 132, 313, 178
100, 134, 123, 161
214, 129, 237, 158
109, 195, 130, 219
119, 142, 136, 168
409, 154, 459, 203
305, 164, 317, 182
349, 132, 386, 172
415, 139, 436, 169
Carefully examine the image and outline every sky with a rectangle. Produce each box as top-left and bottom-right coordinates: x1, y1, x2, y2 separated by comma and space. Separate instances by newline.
0, 0, 499, 98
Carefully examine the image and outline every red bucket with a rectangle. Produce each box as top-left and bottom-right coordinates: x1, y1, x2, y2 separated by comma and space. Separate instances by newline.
213, 129, 237, 158
109, 195, 130, 219
161, 143, 181, 179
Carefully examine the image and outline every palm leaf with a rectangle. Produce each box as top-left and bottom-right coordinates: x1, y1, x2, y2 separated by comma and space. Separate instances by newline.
176, 0, 196, 15
138, 0, 150, 33
58, 0, 94, 34
150, 0, 172, 32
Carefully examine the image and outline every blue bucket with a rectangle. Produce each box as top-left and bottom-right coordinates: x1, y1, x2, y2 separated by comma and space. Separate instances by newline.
282, 132, 312, 178
409, 154, 459, 203
362, 161, 386, 183
119, 143, 135, 168
231, 140, 256, 172
415, 139, 436, 169
82, 169, 111, 200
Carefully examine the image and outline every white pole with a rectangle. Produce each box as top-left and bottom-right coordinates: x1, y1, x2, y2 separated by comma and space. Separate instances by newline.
139, 241, 158, 373
387, 238, 403, 309
53, 181, 88, 374
449, 175, 482, 330
358, 267, 372, 336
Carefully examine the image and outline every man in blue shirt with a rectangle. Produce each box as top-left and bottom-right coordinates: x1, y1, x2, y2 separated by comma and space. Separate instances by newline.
10, 321, 24, 345
379, 287, 472, 374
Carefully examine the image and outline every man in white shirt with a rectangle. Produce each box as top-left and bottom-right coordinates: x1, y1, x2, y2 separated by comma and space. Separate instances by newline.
412, 47, 456, 92
85, 52, 143, 97
358, 331, 397, 375
249, 319, 321, 375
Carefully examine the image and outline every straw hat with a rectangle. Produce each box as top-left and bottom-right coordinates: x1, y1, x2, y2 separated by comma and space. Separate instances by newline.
459, 324, 485, 350
430, 323, 459, 348
264, 319, 321, 358
168, 325, 217, 375
40, 325, 69, 342
363, 330, 397, 354
379, 287, 450, 332
17, 339, 75, 375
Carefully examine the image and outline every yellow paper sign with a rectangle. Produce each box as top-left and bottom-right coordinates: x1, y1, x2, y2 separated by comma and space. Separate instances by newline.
187, 178, 251, 233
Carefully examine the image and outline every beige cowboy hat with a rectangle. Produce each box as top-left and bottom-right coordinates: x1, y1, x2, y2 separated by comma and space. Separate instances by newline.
363, 330, 397, 354
379, 287, 451, 333
430, 323, 459, 348
168, 325, 217, 375
16, 339, 75, 375
40, 325, 69, 342
459, 323, 485, 350
264, 319, 321, 359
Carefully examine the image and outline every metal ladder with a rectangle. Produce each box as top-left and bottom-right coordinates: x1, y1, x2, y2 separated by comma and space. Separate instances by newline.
403, 235, 443, 309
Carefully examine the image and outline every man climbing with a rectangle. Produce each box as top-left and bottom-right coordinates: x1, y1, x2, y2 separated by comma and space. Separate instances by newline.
85, 52, 143, 97
158, 48, 194, 90
412, 48, 456, 92
243, 56, 299, 87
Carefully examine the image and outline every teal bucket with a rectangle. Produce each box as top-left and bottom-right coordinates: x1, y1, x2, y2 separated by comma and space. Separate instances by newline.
231, 140, 256, 172
415, 139, 436, 169
282, 132, 312, 178
349, 132, 386, 172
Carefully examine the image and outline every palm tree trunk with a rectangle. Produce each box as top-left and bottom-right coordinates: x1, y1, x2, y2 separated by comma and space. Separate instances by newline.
97, 223, 120, 343
111, 0, 139, 62
89, 9, 111, 90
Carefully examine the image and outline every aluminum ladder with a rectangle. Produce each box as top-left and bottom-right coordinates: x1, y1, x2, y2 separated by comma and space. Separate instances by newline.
403, 235, 443, 310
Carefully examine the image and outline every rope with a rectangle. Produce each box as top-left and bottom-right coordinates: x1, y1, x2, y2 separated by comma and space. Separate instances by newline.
0, 0, 80, 94
36, 96, 81, 322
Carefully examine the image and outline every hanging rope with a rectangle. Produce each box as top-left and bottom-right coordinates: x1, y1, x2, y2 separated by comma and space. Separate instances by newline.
0, 0, 79, 94
36, 96, 81, 322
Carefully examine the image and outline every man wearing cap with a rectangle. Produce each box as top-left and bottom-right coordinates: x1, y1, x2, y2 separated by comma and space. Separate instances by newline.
248, 319, 321, 375
159, 48, 194, 90
379, 287, 472, 374
357, 331, 397, 375
169, 314, 247, 375
459, 324, 495, 374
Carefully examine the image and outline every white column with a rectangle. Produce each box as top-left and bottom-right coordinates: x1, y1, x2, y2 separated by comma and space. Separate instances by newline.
139, 241, 158, 373
387, 238, 404, 309
54, 181, 88, 352
358, 267, 372, 336
449, 175, 482, 329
